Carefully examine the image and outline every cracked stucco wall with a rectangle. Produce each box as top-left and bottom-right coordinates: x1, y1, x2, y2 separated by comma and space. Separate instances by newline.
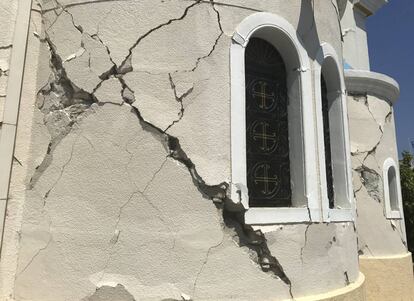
0, 0, 19, 134
1, 1, 360, 300
347, 94, 407, 256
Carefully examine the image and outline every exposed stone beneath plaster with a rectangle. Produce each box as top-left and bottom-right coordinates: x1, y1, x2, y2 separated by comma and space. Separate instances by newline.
357, 165, 382, 203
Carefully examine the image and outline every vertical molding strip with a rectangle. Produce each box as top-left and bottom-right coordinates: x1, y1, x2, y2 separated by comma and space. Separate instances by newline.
0, 0, 33, 256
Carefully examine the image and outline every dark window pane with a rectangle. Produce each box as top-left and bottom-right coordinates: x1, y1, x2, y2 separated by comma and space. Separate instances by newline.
388, 166, 398, 210
321, 75, 335, 208
245, 38, 291, 207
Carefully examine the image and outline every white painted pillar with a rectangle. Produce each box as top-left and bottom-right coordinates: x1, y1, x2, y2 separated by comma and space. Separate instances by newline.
0, 0, 33, 256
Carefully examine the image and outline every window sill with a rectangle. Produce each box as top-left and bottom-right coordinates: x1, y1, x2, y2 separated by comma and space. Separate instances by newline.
245, 207, 355, 225
385, 210, 402, 220
245, 207, 318, 225
324, 208, 354, 222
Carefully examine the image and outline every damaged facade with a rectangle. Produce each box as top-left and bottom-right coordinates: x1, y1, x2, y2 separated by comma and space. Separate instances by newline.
0, 0, 412, 300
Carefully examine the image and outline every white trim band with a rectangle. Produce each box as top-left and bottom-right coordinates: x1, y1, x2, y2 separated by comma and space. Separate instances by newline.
354, 0, 388, 16
344, 69, 399, 104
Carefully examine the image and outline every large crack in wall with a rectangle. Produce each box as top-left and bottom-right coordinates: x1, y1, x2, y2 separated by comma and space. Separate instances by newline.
129, 83, 294, 296
349, 93, 408, 254
29, 0, 294, 298
350, 94, 388, 203
29, 35, 97, 191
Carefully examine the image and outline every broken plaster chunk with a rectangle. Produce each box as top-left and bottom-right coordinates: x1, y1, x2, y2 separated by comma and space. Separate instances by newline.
47, 11, 83, 61
64, 34, 114, 94
170, 71, 194, 100
363, 153, 380, 172
94, 77, 124, 105
123, 71, 181, 131
122, 85, 135, 104
367, 96, 391, 129
64, 47, 86, 63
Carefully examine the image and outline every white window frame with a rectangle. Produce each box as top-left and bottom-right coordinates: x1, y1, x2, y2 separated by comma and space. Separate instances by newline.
314, 43, 355, 222
230, 13, 320, 224
382, 158, 403, 219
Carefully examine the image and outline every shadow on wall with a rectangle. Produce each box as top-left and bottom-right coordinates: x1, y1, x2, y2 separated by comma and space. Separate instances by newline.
297, 0, 344, 60
297, 0, 320, 60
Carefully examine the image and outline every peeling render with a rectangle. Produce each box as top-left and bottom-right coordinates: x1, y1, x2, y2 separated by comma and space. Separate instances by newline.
3, 1, 361, 300
357, 165, 382, 203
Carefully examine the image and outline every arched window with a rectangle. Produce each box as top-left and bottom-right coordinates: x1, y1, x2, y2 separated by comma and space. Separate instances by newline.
230, 13, 320, 224
245, 38, 291, 208
383, 158, 402, 219
315, 43, 354, 222
388, 166, 398, 210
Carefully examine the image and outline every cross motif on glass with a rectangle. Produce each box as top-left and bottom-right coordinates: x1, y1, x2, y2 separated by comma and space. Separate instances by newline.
252, 121, 277, 152
253, 163, 279, 196
252, 81, 276, 110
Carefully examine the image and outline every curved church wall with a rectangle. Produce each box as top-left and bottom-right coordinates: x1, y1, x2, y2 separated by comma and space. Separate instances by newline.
348, 93, 407, 256
1, 1, 362, 300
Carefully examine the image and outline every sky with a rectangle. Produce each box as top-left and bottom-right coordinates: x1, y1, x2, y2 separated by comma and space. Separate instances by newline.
366, 0, 414, 157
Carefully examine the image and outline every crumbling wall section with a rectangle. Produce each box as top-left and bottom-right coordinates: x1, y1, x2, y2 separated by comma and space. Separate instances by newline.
347, 93, 407, 256
5, 1, 359, 300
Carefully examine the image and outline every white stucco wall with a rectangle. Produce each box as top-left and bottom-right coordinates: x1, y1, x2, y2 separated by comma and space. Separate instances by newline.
348, 94, 407, 256
0, 0, 18, 135
1, 1, 362, 300
341, 2, 370, 70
